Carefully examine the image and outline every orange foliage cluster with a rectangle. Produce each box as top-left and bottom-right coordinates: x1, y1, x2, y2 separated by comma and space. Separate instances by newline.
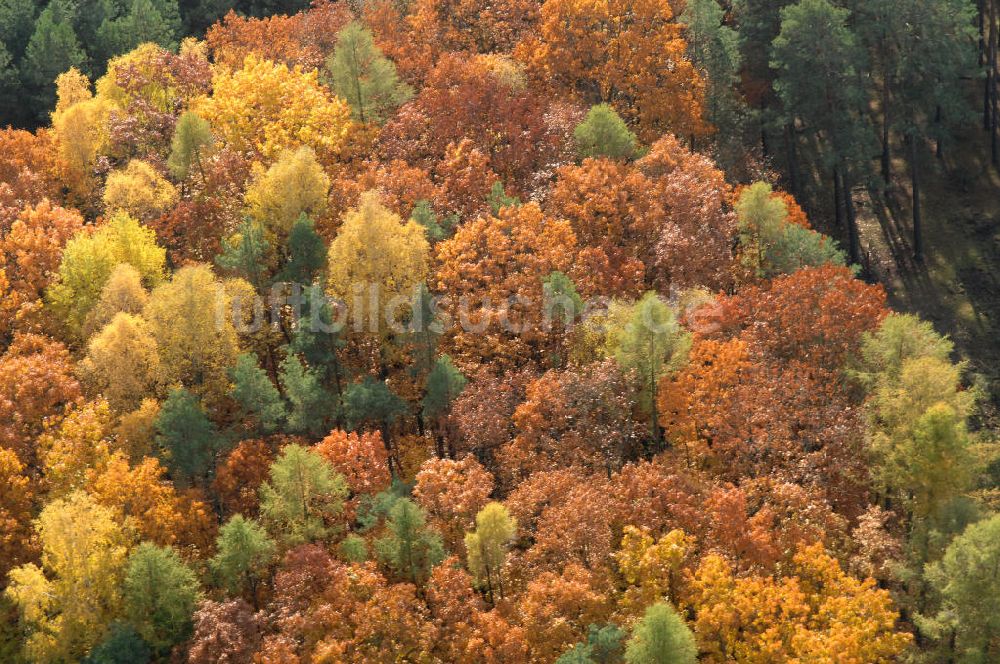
207, 1, 353, 71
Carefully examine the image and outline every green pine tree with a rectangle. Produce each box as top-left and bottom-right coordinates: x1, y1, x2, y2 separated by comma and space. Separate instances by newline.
624, 603, 697, 664
216, 219, 271, 290
209, 515, 275, 610
771, 0, 873, 264
411, 199, 456, 242
259, 444, 348, 545
574, 104, 638, 160
167, 111, 213, 181
556, 624, 626, 664
422, 354, 466, 421
923, 514, 1000, 661
279, 353, 334, 436
123, 543, 201, 654
486, 181, 521, 215
375, 498, 445, 585
326, 20, 412, 124
344, 375, 408, 459
611, 293, 690, 443
20, 0, 85, 119
289, 284, 347, 409
83, 624, 152, 664
277, 214, 326, 284
154, 387, 221, 486
229, 353, 286, 434
681, 0, 745, 170
0, 0, 38, 61
96, 0, 180, 62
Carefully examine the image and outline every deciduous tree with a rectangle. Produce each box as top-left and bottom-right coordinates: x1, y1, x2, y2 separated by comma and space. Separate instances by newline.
0, 333, 81, 464
435, 202, 576, 371
143, 264, 240, 401
526, 0, 707, 140
314, 429, 392, 497
79, 313, 160, 413
465, 502, 516, 604
327, 191, 429, 352
414, 456, 494, 549
102, 160, 178, 220
48, 211, 166, 338
244, 146, 330, 234
0, 448, 36, 581
38, 398, 116, 497
0, 200, 83, 339
196, 54, 354, 164
187, 599, 262, 664
4, 492, 129, 663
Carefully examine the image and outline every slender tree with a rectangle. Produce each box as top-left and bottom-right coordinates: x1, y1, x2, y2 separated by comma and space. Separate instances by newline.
326, 20, 412, 124
771, 0, 873, 265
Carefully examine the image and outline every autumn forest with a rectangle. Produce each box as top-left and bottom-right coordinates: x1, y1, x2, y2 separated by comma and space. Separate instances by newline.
1, 0, 999, 661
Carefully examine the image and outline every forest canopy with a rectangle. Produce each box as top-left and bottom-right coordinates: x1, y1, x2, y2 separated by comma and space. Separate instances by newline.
1, 0, 999, 662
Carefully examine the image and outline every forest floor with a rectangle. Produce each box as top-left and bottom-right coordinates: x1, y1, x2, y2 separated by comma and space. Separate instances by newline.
857, 128, 1000, 427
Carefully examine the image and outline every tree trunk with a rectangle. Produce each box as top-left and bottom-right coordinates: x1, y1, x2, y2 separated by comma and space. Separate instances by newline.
760, 101, 770, 157
839, 168, 861, 266
987, 0, 994, 130
910, 134, 924, 262
833, 165, 844, 230
784, 123, 800, 197
981, 0, 987, 68
992, 0, 999, 165
935, 106, 944, 160
881, 75, 892, 186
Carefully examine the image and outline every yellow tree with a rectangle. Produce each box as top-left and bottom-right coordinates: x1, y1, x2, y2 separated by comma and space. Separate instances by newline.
78, 313, 161, 413
196, 54, 354, 165
0, 448, 37, 580
866, 355, 975, 523
50, 68, 112, 202
327, 191, 429, 364
143, 264, 240, 403
81, 263, 149, 340
465, 502, 517, 605
47, 211, 166, 338
4, 491, 130, 664
616, 525, 692, 618
38, 399, 118, 497
102, 159, 178, 220
687, 543, 911, 663
244, 146, 330, 233
524, 0, 707, 140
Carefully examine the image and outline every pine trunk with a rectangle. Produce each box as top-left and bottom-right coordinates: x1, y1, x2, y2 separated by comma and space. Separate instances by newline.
992, 0, 999, 165
784, 123, 801, 197
881, 76, 892, 186
842, 170, 861, 267
910, 135, 924, 262
833, 165, 844, 230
